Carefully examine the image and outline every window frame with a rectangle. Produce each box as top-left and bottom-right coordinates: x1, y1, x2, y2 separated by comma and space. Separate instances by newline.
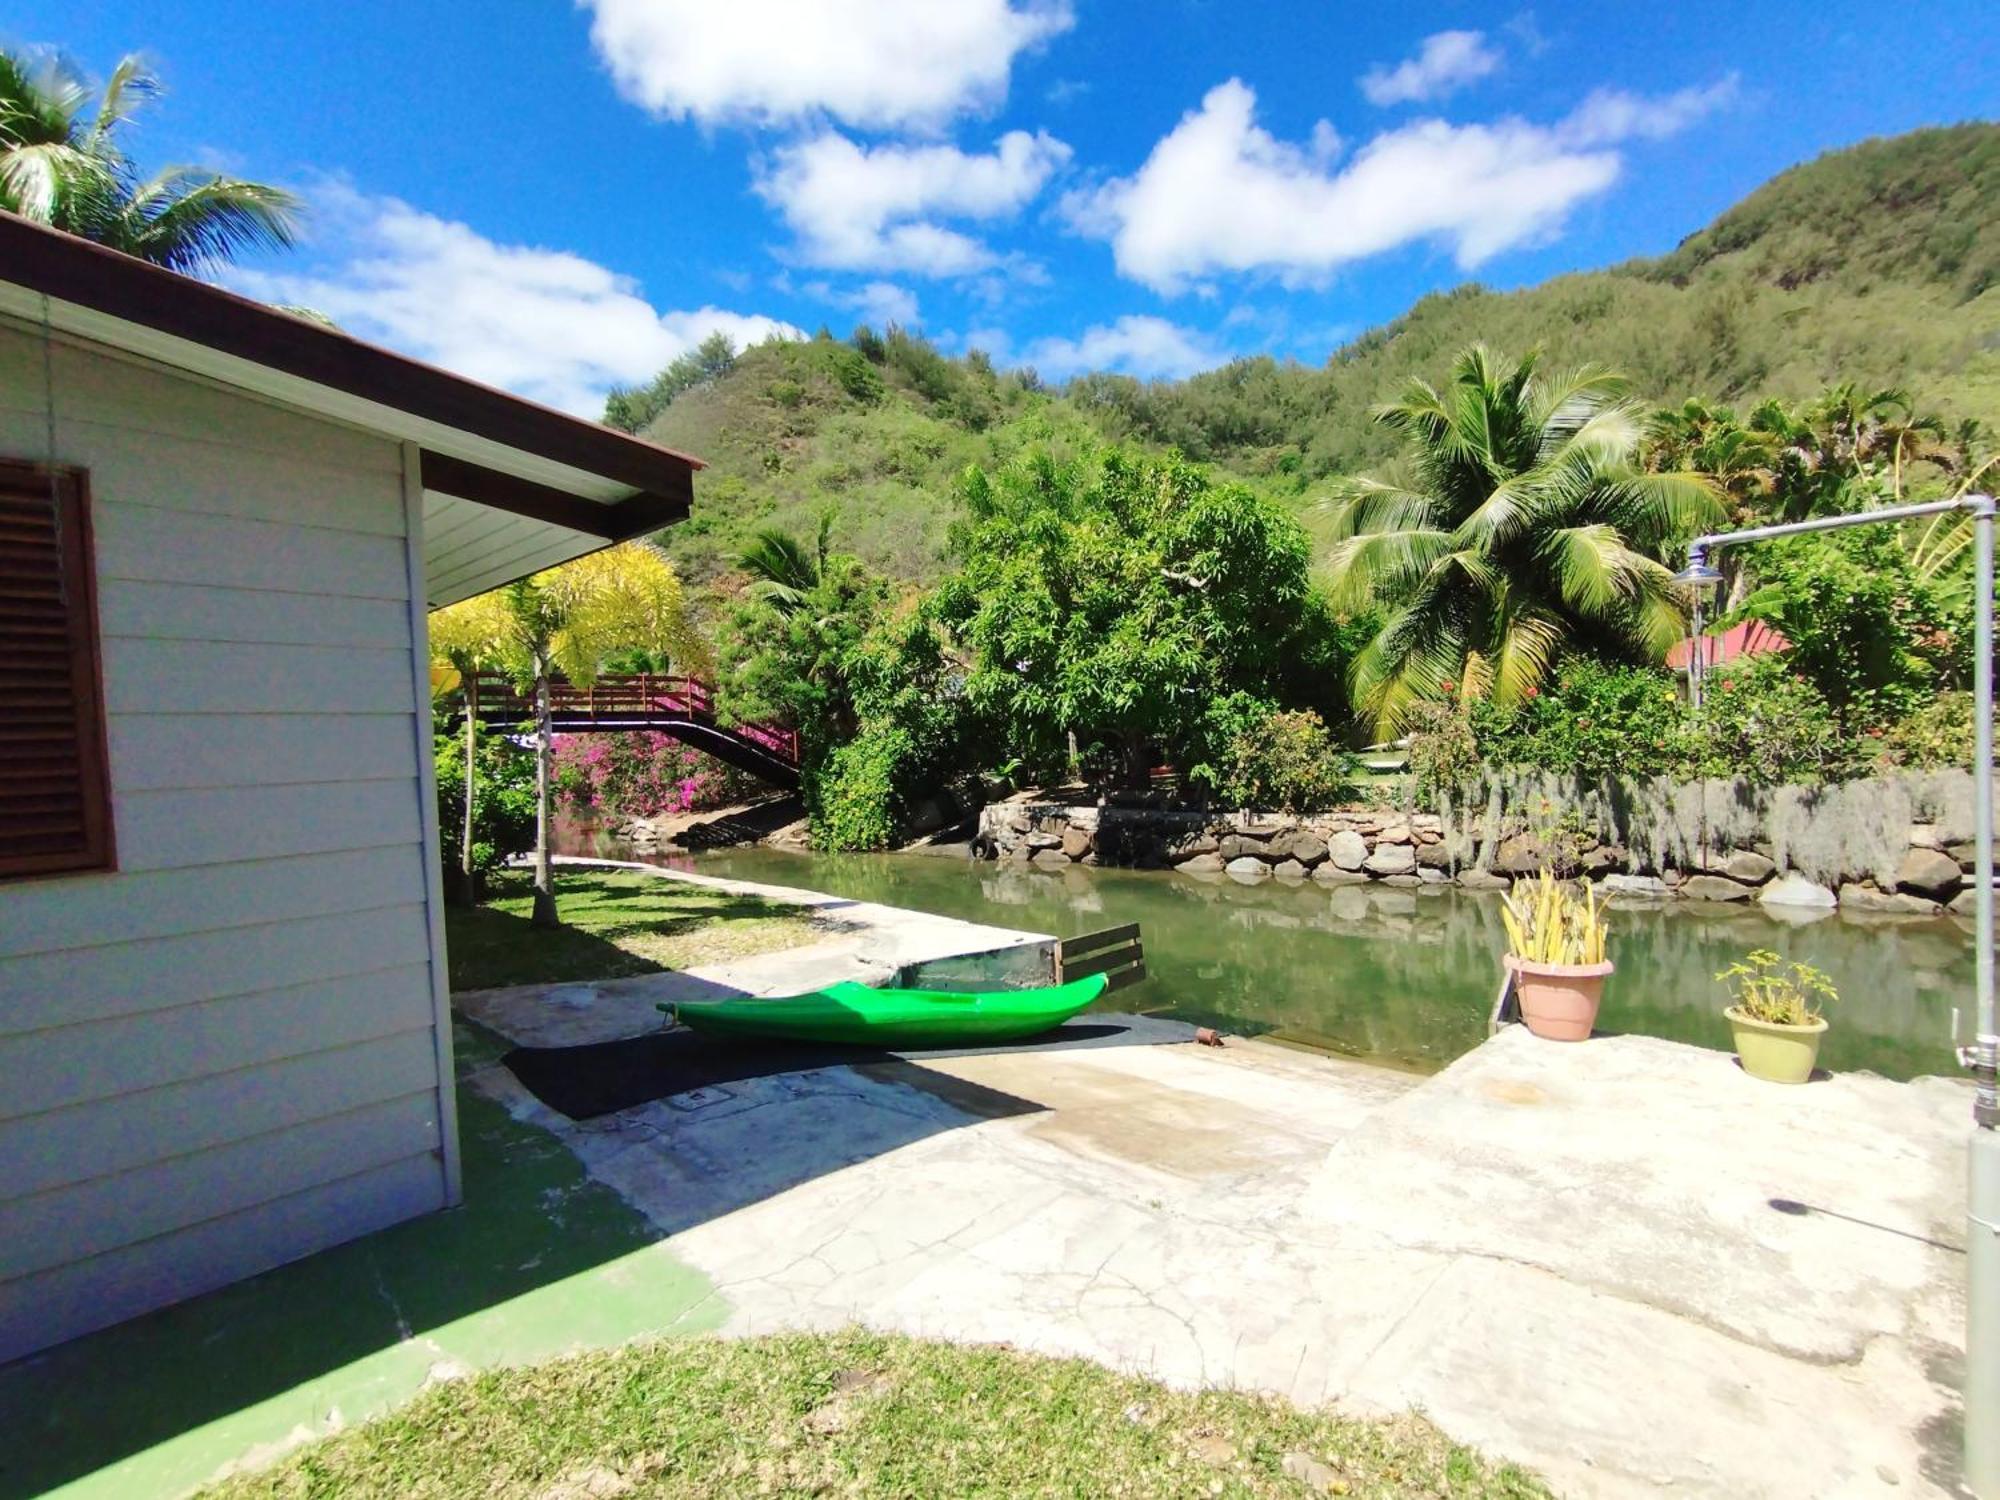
0, 458, 116, 882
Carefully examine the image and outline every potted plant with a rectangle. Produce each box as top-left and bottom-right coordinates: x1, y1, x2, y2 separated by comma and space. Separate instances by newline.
1716, 949, 1837, 1084
1500, 869, 1614, 1041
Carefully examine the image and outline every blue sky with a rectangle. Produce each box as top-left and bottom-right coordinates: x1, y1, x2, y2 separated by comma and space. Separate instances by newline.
12, 1, 1996, 413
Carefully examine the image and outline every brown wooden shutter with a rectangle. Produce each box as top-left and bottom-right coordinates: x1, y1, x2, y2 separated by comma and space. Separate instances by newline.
0, 460, 114, 879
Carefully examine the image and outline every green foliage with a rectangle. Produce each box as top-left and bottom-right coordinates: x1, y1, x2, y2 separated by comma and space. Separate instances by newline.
1325, 345, 1720, 732
808, 724, 906, 853
1732, 527, 1956, 726
1197, 703, 1357, 813
1, 47, 301, 272
1715, 949, 1839, 1027
1673, 657, 1861, 785
603, 330, 738, 433
1471, 662, 1686, 780
935, 448, 1336, 787
433, 709, 535, 886
1404, 702, 1481, 803
1875, 690, 1974, 770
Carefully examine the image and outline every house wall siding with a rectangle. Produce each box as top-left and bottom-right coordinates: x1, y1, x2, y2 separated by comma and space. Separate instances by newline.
0, 322, 453, 1360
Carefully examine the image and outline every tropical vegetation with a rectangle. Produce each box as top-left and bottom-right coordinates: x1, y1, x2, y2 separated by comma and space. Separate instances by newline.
0, 47, 300, 271
421, 123, 1995, 860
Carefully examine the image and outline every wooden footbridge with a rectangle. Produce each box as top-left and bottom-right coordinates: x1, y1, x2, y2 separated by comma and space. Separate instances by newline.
463, 673, 801, 788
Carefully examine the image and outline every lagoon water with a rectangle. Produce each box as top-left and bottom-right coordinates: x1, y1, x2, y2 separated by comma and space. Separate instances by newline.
689, 846, 1973, 1081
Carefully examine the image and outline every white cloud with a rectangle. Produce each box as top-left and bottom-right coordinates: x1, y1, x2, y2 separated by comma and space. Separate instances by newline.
1560, 76, 1739, 145
756, 129, 1070, 277
231, 187, 801, 415
1360, 30, 1501, 106
804, 279, 921, 327
1068, 78, 1731, 295
1021, 316, 1222, 380
581, 0, 1073, 131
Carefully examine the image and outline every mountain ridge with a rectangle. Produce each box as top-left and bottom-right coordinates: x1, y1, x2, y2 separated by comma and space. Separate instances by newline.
642, 121, 2000, 590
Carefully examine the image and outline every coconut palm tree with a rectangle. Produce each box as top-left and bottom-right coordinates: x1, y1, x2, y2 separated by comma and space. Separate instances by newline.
1325, 345, 1721, 734
491, 544, 708, 927
737, 510, 844, 616
0, 48, 298, 272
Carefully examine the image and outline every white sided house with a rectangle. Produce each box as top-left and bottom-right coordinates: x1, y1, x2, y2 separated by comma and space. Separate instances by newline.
0, 212, 702, 1360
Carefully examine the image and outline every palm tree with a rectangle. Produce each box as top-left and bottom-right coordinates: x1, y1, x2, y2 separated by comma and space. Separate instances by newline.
1325, 345, 1721, 734
1644, 399, 1778, 608
491, 544, 707, 927
0, 49, 298, 272
737, 510, 841, 616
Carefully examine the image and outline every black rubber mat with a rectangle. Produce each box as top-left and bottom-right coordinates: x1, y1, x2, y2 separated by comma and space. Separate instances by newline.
503, 1020, 1151, 1120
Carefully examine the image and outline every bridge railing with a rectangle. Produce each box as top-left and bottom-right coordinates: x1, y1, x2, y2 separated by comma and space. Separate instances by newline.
461, 672, 800, 767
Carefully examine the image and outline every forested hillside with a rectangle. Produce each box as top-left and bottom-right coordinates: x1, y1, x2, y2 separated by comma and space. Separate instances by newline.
634, 122, 2000, 589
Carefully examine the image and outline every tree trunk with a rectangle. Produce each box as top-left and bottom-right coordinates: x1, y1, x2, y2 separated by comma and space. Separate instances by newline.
531, 654, 559, 927
450, 673, 478, 906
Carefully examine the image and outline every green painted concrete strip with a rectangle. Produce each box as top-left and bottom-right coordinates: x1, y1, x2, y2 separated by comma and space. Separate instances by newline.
0, 1063, 721, 1500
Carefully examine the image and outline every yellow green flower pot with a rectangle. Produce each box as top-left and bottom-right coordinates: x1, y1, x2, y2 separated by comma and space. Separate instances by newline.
1725, 1006, 1828, 1084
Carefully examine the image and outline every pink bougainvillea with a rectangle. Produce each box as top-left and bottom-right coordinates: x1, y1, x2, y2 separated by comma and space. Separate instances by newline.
551, 732, 741, 818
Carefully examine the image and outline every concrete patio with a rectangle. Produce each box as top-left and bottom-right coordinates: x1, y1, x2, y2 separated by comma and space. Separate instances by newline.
453, 865, 1972, 1500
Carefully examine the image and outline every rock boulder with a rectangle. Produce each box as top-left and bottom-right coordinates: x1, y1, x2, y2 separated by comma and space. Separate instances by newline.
1364, 843, 1417, 876
1327, 830, 1369, 871
1896, 847, 1963, 898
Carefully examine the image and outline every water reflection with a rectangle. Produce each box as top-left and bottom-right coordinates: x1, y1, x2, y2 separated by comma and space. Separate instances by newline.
689, 849, 1971, 1081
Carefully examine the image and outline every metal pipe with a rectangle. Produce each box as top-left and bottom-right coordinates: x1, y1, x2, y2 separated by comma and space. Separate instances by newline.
1969, 491, 1998, 1500
1686, 494, 1997, 1496
1686, 496, 1964, 554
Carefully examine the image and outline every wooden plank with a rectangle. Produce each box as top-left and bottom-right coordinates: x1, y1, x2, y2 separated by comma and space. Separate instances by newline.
91, 499, 411, 600
0, 327, 403, 477
0, 1152, 442, 1362
0, 844, 428, 959
97, 578, 412, 648
0, 1089, 439, 1278
1059, 923, 1141, 961
1062, 945, 1145, 983
107, 711, 416, 790
0, 902, 433, 1034
0, 1033, 439, 1205
38, 419, 407, 535
101, 638, 413, 716
1102, 960, 1148, 994
0, 963, 433, 1118
111, 778, 421, 872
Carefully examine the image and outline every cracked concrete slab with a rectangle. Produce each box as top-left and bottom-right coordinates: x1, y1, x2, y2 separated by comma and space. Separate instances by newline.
466, 866, 1970, 1500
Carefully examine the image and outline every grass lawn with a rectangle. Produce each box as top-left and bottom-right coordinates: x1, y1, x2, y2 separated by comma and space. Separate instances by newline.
203, 1330, 1548, 1499
447, 868, 824, 992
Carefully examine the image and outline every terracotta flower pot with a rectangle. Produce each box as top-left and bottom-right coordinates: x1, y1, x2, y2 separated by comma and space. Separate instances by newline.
1725, 1006, 1828, 1084
1508, 956, 1613, 1041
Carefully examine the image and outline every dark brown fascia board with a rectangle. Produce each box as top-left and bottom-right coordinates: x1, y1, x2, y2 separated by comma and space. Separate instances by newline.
0, 212, 704, 497
419, 451, 689, 541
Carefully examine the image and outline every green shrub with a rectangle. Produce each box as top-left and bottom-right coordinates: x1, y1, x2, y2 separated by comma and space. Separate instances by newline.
1673, 656, 1862, 784
1405, 702, 1481, 802
433, 710, 536, 892
1472, 662, 1684, 780
807, 724, 906, 852
1208, 707, 1356, 812
1874, 689, 1973, 769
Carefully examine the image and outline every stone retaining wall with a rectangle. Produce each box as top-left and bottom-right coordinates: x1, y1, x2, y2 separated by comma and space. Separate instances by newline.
976, 770, 1993, 917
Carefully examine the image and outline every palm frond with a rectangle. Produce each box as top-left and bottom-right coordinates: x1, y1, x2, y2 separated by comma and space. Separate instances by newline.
118, 170, 301, 272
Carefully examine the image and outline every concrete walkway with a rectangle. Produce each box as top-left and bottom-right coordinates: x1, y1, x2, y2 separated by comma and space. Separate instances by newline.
463, 865, 1972, 1500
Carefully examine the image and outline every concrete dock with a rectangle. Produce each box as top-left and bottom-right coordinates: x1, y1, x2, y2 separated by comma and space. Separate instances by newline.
462, 863, 1972, 1500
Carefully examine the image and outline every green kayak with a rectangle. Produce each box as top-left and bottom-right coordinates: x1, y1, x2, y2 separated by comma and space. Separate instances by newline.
662, 972, 1108, 1047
